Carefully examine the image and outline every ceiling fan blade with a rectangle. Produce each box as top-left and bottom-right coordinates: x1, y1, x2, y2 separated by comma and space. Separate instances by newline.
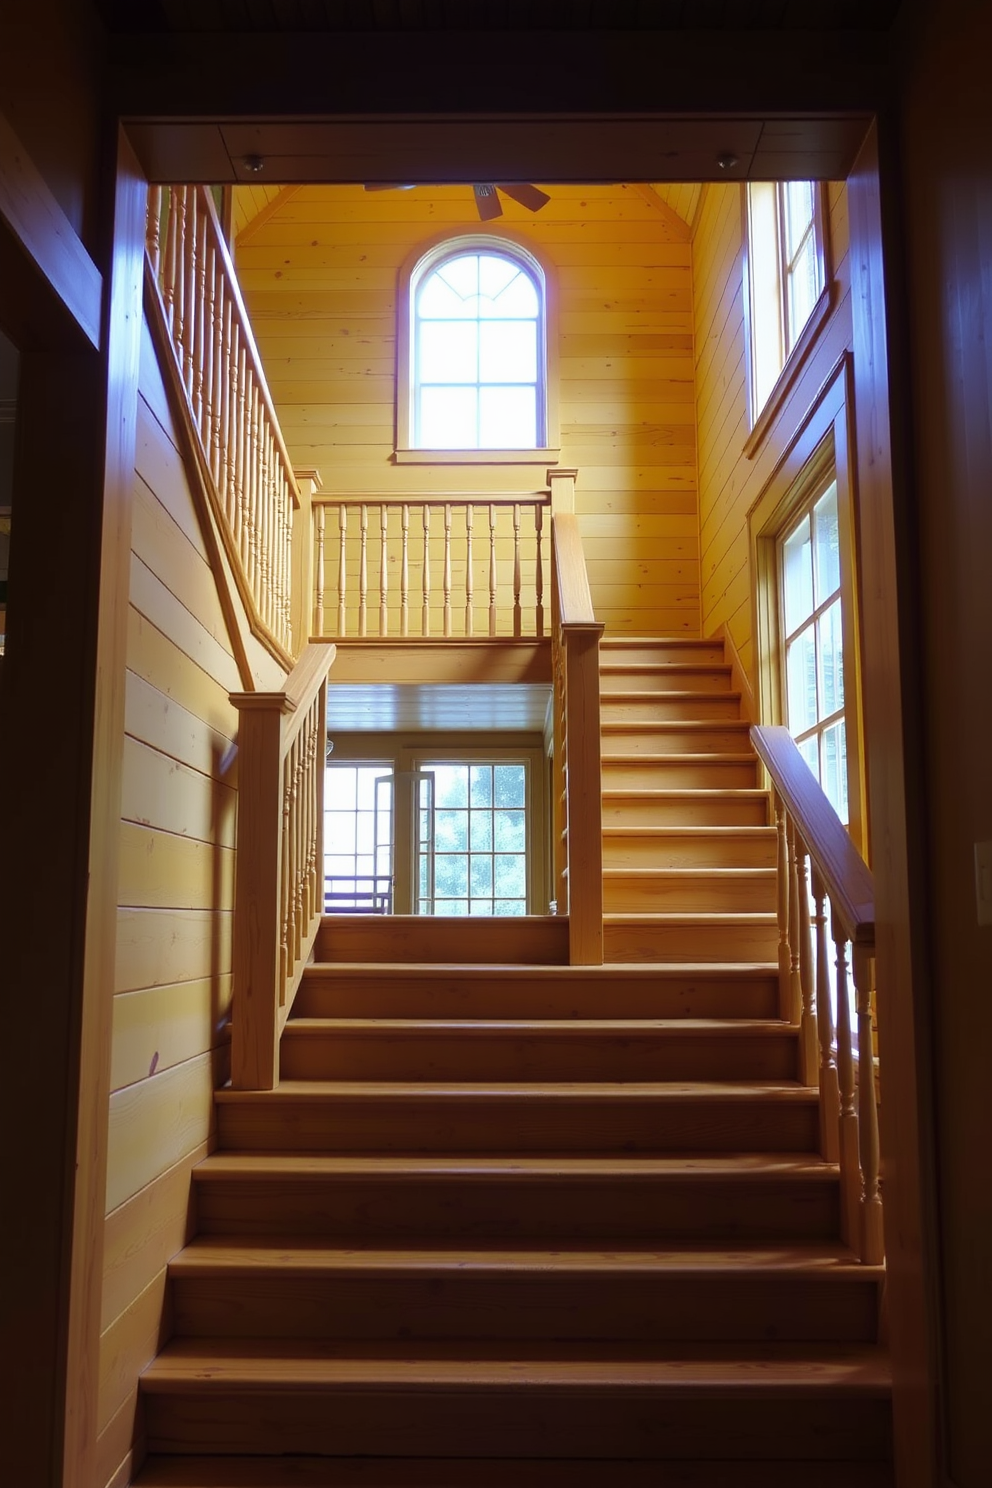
363, 183, 416, 192
473, 184, 503, 221
496, 183, 551, 213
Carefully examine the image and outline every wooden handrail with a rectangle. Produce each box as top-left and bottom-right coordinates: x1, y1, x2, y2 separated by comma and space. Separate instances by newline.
751, 723, 882, 1265
751, 725, 874, 944
229, 641, 336, 1090
145, 184, 299, 665
551, 510, 603, 966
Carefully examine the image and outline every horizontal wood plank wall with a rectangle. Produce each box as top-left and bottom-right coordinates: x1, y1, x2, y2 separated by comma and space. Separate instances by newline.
96, 317, 241, 1471
234, 182, 700, 638
692, 181, 851, 683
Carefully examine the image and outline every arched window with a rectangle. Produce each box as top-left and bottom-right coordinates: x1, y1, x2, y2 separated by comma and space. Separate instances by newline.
397, 238, 556, 459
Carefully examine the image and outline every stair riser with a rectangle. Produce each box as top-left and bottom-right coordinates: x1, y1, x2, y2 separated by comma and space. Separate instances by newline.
279, 1031, 798, 1083
602, 875, 776, 913
602, 834, 776, 868
602, 726, 752, 756
215, 1097, 821, 1155
145, 1391, 890, 1461
601, 696, 742, 722
172, 1273, 879, 1343
295, 971, 781, 1021
603, 922, 780, 964
315, 918, 568, 966
600, 669, 733, 695
603, 798, 768, 827
601, 759, 759, 789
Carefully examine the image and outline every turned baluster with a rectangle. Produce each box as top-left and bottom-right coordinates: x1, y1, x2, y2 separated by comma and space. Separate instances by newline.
854, 945, 884, 1263
314, 503, 326, 637
209, 252, 224, 486
535, 504, 545, 638
280, 744, 294, 992
812, 868, 840, 1160
400, 504, 410, 637
513, 502, 522, 638
786, 816, 803, 1026
235, 343, 249, 561
257, 422, 272, 630
246, 381, 261, 598
422, 505, 431, 636
443, 503, 452, 637
464, 504, 474, 635
488, 504, 498, 636
358, 504, 368, 638
833, 911, 860, 1252
792, 823, 819, 1086
146, 185, 163, 277
168, 186, 186, 351
336, 505, 347, 637
192, 204, 208, 431
181, 189, 197, 400
773, 791, 791, 1020
379, 504, 389, 636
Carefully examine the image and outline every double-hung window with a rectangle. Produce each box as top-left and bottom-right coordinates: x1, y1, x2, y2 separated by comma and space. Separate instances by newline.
746, 181, 829, 423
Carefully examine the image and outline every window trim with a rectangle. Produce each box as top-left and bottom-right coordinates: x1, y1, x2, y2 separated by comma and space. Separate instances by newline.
395, 230, 560, 466
748, 351, 868, 856
742, 181, 832, 460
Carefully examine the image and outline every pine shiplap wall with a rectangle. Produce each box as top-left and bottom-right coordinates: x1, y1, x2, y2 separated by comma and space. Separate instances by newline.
96, 320, 240, 1485
692, 181, 852, 681
234, 183, 700, 637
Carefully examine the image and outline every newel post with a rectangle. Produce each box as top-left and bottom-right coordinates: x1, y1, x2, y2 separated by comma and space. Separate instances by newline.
548, 466, 578, 514
565, 621, 605, 966
292, 466, 322, 655
229, 690, 292, 1090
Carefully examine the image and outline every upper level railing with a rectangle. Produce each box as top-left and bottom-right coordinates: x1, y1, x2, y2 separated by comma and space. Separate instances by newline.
311, 494, 549, 641
145, 184, 300, 663
751, 724, 882, 1265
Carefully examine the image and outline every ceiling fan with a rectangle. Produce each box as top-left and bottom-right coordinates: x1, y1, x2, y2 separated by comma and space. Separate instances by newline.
364, 182, 551, 221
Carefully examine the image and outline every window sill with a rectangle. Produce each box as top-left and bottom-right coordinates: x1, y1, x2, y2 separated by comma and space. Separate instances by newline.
394, 447, 561, 466
744, 282, 835, 461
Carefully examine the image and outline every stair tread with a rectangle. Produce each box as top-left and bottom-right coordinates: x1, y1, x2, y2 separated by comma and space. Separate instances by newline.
603, 824, 774, 835
305, 960, 779, 977
142, 1337, 891, 1393
283, 1017, 795, 1036
216, 1079, 817, 1103
134, 1457, 894, 1488
602, 689, 741, 700
602, 912, 777, 924
604, 752, 758, 762
171, 1238, 873, 1278
603, 867, 775, 878
603, 788, 766, 799
195, 1151, 833, 1179
602, 720, 750, 731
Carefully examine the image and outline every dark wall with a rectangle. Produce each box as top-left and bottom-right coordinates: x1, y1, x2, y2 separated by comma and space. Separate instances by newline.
899, 2, 992, 1482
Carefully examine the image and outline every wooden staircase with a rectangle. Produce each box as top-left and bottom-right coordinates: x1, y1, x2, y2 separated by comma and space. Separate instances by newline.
136, 637, 892, 1487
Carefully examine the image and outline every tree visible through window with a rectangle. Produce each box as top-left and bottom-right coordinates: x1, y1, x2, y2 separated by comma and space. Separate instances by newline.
413, 249, 544, 450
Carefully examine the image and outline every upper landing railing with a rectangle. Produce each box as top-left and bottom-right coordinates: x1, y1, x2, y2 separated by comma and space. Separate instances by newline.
751, 725, 883, 1265
145, 184, 300, 664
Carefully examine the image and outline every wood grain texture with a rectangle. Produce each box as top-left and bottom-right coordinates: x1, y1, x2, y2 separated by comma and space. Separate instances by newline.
237, 183, 700, 638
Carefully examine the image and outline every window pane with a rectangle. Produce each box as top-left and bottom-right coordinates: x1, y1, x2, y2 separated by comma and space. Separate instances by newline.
418, 271, 474, 318
799, 734, 819, 778
470, 898, 494, 916
430, 765, 469, 808
420, 321, 478, 384
470, 811, 493, 851
326, 768, 357, 811
494, 808, 526, 852
439, 898, 469, 916
435, 853, 468, 896
782, 514, 814, 634
783, 181, 814, 259
817, 599, 845, 717
480, 320, 537, 383
419, 386, 477, 447
480, 257, 538, 316
812, 482, 841, 601
436, 808, 468, 851
470, 765, 493, 807
479, 385, 536, 448
786, 624, 818, 734
494, 854, 527, 897
470, 855, 493, 895
787, 234, 819, 347
495, 899, 526, 916
821, 719, 849, 824
495, 764, 526, 807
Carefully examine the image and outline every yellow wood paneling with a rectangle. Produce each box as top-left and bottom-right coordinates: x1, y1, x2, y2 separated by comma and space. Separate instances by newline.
238, 183, 701, 638
118, 821, 235, 912
111, 977, 232, 1093
114, 906, 233, 996
105, 1048, 225, 1215
98, 1269, 169, 1434
692, 181, 853, 677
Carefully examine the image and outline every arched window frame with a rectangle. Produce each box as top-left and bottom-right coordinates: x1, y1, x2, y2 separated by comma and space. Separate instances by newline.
395, 232, 560, 465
